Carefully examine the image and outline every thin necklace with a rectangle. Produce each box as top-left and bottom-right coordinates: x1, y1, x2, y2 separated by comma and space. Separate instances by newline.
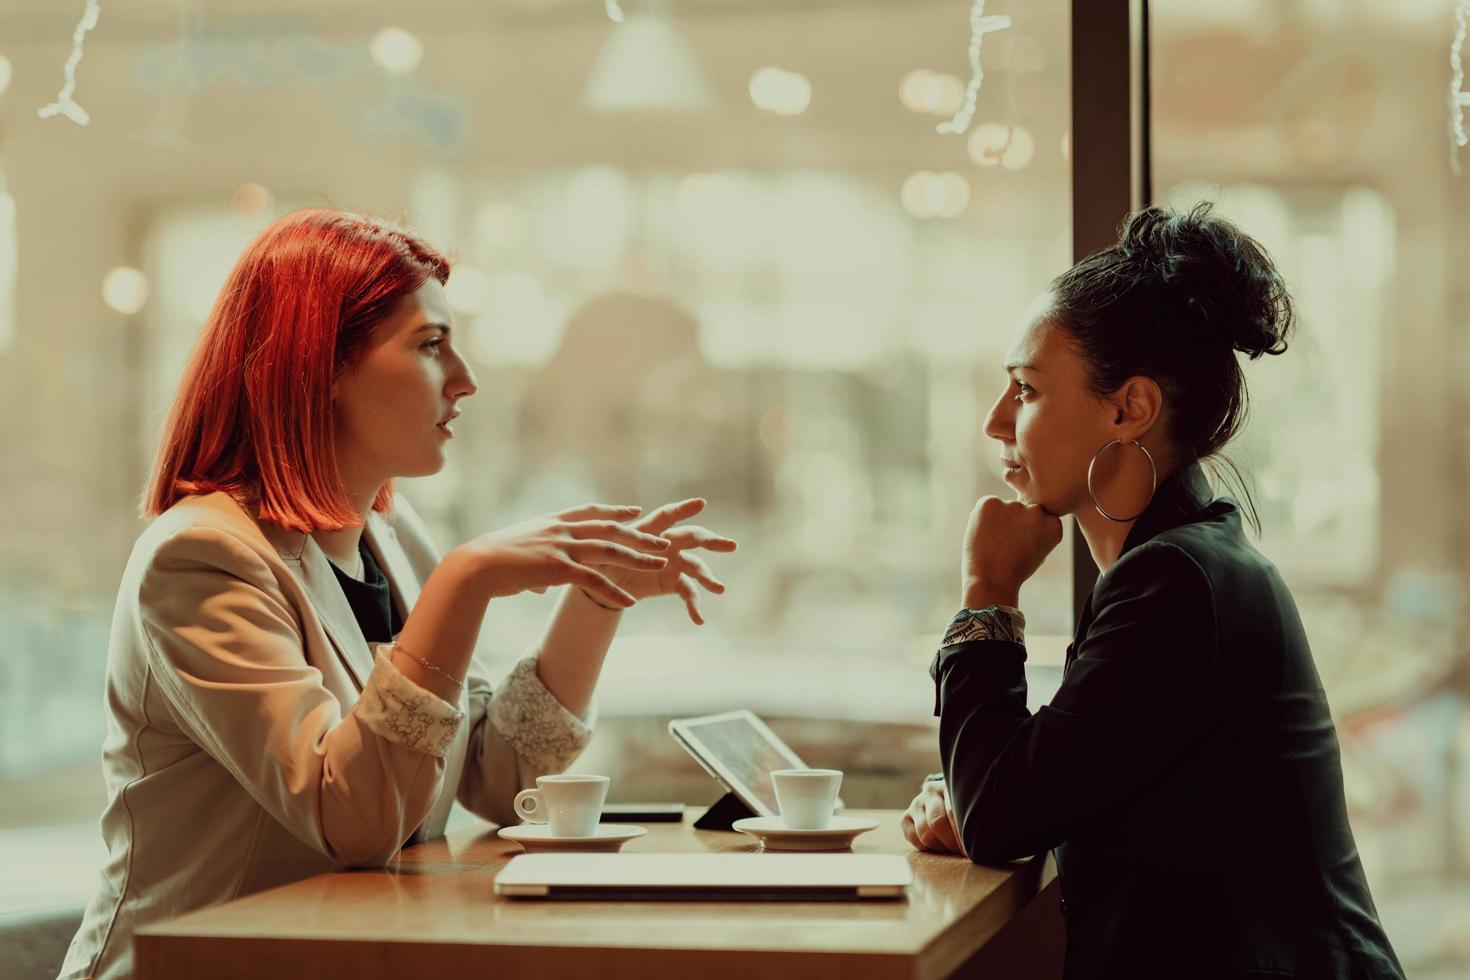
291, 532, 365, 581
330, 546, 365, 581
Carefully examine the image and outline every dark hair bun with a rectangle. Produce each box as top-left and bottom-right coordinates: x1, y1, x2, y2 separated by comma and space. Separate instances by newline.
1050, 201, 1296, 469
1117, 202, 1293, 360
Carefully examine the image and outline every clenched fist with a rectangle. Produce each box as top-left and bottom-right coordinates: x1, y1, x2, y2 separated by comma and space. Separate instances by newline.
961, 496, 1064, 608
901, 778, 964, 855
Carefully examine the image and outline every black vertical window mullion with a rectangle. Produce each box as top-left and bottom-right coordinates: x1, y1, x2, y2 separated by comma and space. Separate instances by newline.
1068, 0, 1152, 625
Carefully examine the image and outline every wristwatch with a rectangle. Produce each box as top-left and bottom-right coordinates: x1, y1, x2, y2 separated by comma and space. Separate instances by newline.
941, 605, 1025, 647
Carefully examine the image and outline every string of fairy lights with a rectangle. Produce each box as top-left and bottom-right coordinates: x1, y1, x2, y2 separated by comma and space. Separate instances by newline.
14, 0, 1468, 327
935, 0, 1010, 136
36, 0, 1470, 170
35, 0, 1006, 139
36, 0, 101, 126
1452, 1, 1470, 175
25, 0, 1470, 170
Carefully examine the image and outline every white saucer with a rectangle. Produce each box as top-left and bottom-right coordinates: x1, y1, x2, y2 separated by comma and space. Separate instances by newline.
498, 823, 648, 854
731, 816, 880, 851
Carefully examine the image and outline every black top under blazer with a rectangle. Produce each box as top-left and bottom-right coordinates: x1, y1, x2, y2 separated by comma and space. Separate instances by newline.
930, 463, 1404, 980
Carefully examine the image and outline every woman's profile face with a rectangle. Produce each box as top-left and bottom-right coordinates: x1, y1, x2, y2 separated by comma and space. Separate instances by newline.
332, 279, 478, 484
983, 293, 1119, 516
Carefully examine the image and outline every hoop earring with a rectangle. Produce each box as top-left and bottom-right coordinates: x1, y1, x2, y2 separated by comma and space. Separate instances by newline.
1087, 439, 1157, 523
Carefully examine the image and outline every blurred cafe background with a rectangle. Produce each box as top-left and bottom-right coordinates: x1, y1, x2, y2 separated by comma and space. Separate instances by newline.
0, 1, 1466, 975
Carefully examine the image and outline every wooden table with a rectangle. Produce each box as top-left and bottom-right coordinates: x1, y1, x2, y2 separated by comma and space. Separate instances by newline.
136, 809, 1064, 980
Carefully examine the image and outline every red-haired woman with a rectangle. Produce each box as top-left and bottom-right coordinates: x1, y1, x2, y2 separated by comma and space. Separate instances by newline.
61, 208, 736, 980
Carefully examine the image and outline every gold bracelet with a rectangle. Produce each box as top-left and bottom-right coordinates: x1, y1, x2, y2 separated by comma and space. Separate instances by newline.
391, 641, 465, 691
578, 587, 623, 612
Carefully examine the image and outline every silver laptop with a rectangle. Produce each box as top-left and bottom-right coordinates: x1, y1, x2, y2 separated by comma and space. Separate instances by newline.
494, 853, 911, 901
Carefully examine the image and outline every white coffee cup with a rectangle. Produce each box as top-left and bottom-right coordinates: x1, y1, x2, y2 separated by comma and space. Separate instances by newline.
512, 774, 610, 838
770, 768, 843, 830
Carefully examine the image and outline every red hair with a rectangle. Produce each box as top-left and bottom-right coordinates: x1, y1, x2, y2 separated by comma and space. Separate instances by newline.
144, 208, 451, 532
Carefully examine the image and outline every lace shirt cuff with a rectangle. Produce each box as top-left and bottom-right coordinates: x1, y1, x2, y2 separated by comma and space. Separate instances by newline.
940, 604, 1027, 647
486, 656, 597, 773
353, 647, 466, 758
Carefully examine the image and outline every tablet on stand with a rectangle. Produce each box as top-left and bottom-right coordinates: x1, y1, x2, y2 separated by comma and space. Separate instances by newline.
667, 709, 843, 830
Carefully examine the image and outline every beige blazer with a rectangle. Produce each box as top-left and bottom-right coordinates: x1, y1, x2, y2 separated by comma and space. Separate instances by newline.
60, 492, 594, 980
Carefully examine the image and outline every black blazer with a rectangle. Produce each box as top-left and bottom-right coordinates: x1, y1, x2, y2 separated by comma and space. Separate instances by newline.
931, 464, 1404, 980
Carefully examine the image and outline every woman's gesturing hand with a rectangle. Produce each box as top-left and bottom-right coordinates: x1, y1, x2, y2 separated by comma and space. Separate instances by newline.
961, 496, 1064, 608
901, 778, 964, 855
460, 503, 673, 610
597, 498, 738, 625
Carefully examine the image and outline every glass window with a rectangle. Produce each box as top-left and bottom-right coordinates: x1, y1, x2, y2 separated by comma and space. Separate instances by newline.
0, 0, 1073, 911
1154, 5, 1470, 975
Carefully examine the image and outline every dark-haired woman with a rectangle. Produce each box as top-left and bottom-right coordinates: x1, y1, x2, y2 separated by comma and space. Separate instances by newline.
902, 204, 1404, 979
